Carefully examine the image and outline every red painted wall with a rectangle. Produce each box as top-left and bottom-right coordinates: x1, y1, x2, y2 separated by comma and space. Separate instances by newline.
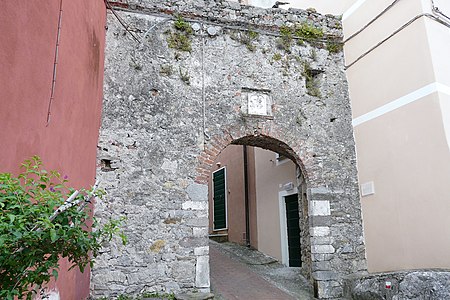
0, 1, 106, 298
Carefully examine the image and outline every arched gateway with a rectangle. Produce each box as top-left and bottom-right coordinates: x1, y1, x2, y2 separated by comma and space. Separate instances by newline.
93, 1, 367, 298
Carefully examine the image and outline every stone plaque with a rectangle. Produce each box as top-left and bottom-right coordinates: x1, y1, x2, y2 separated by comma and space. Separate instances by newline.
248, 92, 271, 116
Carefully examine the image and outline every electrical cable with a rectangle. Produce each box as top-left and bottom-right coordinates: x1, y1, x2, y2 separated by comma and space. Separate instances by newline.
431, 0, 450, 23
343, 0, 401, 44
201, 23, 210, 147
104, 0, 141, 43
345, 13, 450, 69
46, 0, 63, 126
143, 18, 170, 39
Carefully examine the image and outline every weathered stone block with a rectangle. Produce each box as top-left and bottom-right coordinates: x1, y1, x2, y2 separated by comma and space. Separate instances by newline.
312, 261, 331, 271
182, 201, 208, 210
195, 256, 210, 288
172, 261, 195, 281
310, 226, 330, 237
186, 183, 208, 202
310, 200, 331, 216
313, 271, 339, 280
316, 280, 343, 299
312, 245, 335, 254
161, 159, 178, 173
193, 227, 208, 238
194, 246, 209, 256
311, 236, 332, 245
185, 217, 209, 227
180, 237, 208, 248
345, 271, 450, 300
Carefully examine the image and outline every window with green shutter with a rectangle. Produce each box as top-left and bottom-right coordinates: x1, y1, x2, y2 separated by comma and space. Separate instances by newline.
213, 167, 227, 230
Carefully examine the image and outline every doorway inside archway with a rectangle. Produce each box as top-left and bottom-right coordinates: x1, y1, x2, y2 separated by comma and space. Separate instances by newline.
207, 143, 308, 269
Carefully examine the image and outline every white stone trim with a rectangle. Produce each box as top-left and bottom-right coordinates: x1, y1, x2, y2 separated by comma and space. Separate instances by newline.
343, 0, 367, 20
309, 200, 331, 216
195, 255, 210, 288
352, 82, 450, 127
279, 188, 298, 267
310, 226, 330, 237
312, 244, 335, 254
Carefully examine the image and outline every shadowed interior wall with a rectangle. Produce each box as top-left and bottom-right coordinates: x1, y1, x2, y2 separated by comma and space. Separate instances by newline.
0, 1, 106, 298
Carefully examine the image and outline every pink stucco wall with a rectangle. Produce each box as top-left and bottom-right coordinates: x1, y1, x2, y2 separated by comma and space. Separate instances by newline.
208, 145, 258, 248
0, 1, 106, 298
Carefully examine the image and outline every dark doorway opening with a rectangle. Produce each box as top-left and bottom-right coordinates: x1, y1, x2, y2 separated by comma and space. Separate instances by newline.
285, 193, 301, 267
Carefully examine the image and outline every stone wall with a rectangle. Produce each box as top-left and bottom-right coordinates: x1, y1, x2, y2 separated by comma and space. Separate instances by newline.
92, 1, 367, 298
345, 270, 450, 299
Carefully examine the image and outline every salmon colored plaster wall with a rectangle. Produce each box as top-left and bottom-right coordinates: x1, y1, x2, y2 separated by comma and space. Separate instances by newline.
208, 145, 247, 245
0, 0, 106, 298
208, 145, 258, 247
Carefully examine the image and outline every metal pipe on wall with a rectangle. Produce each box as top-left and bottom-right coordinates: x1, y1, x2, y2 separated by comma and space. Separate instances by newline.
243, 145, 251, 247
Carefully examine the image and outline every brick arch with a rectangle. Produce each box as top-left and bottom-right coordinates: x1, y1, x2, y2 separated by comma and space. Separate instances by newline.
195, 124, 314, 186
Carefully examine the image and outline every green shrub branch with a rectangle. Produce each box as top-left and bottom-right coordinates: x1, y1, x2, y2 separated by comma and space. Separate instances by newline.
0, 156, 126, 299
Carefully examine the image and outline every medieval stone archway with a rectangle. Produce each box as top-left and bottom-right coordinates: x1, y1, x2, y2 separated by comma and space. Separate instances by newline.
201, 133, 313, 282
93, 2, 367, 299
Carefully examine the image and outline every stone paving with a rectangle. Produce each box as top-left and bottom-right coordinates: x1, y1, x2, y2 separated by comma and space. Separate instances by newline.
210, 241, 315, 299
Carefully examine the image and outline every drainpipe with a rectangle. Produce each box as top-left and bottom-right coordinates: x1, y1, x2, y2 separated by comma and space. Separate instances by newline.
243, 145, 250, 247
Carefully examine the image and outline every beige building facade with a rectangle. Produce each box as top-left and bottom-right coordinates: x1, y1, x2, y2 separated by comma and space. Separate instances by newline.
344, 0, 450, 273
242, 0, 450, 273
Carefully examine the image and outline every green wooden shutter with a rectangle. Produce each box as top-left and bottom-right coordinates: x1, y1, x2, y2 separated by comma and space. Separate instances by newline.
213, 168, 227, 230
285, 194, 301, 267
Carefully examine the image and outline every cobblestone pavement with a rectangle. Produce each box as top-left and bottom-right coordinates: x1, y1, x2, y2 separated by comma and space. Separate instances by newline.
210, 241, 315, 300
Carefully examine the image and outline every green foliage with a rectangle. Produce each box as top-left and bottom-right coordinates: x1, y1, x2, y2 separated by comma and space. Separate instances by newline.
167, 15, 193, 52
242, 30, 259, 51
230, 29, 259, 52
272, 53, 282, 61
0, 156, 126, 300
276, 25, 293, 52
294, 22, 324, 41
167, 32, 192, 52
277, 22, 324, 51
326, 41, 343, 53
334, 21, 342, 30
173, 15, 193, 35
247, 30, 259, 40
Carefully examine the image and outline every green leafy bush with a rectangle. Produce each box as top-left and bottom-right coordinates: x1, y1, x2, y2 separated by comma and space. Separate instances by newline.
0, 156, 126, 299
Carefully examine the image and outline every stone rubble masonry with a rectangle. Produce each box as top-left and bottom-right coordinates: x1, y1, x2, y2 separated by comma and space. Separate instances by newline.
345, 271, 450, 299
92, 0, 366, 298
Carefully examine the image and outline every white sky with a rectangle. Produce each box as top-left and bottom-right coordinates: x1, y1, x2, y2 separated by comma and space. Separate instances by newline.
249, 0, 358, 15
